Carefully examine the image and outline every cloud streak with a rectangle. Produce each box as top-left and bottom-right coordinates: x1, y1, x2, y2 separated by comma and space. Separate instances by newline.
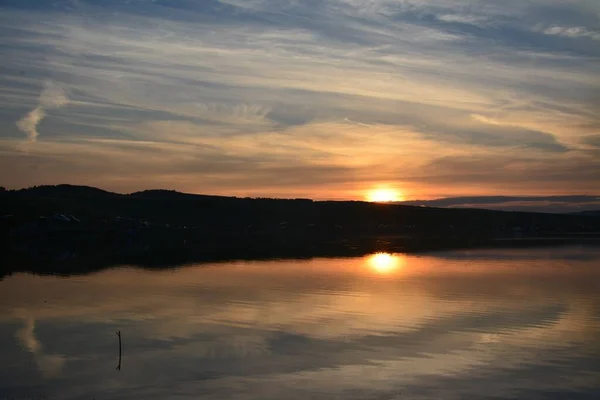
16, 81, 68, 142
542, 26, 600, 40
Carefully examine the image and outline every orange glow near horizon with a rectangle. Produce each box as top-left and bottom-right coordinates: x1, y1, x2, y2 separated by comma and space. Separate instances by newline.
367, 253, 405, 274
366, 188, 404, 202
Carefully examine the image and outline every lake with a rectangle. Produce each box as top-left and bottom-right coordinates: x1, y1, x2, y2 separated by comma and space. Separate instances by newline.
1, 245, 600, 400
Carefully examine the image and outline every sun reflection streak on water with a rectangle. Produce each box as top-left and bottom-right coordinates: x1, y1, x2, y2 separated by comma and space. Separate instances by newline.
366, 252, 405, 275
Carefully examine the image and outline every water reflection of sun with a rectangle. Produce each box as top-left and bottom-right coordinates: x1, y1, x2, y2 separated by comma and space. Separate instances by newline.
367, 253, 405, 274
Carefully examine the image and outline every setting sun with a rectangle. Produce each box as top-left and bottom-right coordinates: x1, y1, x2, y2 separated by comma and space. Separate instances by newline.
366, 188, 403, 203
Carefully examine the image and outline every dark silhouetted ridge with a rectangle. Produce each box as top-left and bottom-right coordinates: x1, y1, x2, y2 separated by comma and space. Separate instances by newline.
17, 184, 117, 198
399, 195, 600, 213
571, 210, 600, 217
128, 189, 223, 200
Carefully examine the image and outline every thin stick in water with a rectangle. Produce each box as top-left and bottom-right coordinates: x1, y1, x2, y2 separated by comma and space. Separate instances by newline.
116, 330, 122, 370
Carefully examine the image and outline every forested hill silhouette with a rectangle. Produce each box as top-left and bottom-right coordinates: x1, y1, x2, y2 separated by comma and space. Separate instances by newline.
2, 184, 599, 230
10, 184, 117, 198
572, 210, 600, 217
399, 195, 600, 214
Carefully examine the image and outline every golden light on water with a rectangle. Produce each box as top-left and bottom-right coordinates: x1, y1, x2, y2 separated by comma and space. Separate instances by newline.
367, 253, 404, 274
366, 188, 403, 202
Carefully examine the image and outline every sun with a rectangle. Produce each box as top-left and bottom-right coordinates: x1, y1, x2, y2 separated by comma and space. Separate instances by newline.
366, 188, 403, 202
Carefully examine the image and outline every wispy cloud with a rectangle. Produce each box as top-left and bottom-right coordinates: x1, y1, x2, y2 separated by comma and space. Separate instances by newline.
16, 80, 69, 142
542, 26, 600, 40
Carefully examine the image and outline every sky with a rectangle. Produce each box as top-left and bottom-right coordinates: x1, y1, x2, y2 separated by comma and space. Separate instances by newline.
0, 0, 599, 200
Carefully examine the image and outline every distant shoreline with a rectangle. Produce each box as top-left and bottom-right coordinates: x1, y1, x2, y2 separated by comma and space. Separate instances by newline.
2, 184, 600, 277
2, 232, 599, 279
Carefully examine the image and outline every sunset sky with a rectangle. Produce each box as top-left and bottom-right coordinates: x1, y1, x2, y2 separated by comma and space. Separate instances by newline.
1, 0, 599, 200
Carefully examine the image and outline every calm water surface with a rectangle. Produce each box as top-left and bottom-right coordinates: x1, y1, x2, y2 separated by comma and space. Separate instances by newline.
1, 246, 600, 400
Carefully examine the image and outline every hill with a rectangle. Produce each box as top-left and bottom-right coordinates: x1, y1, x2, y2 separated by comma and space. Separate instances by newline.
15, 184, 118, 198
400, 195, 600, 214
571, 210, 600, 217
2, 185, 599, 234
